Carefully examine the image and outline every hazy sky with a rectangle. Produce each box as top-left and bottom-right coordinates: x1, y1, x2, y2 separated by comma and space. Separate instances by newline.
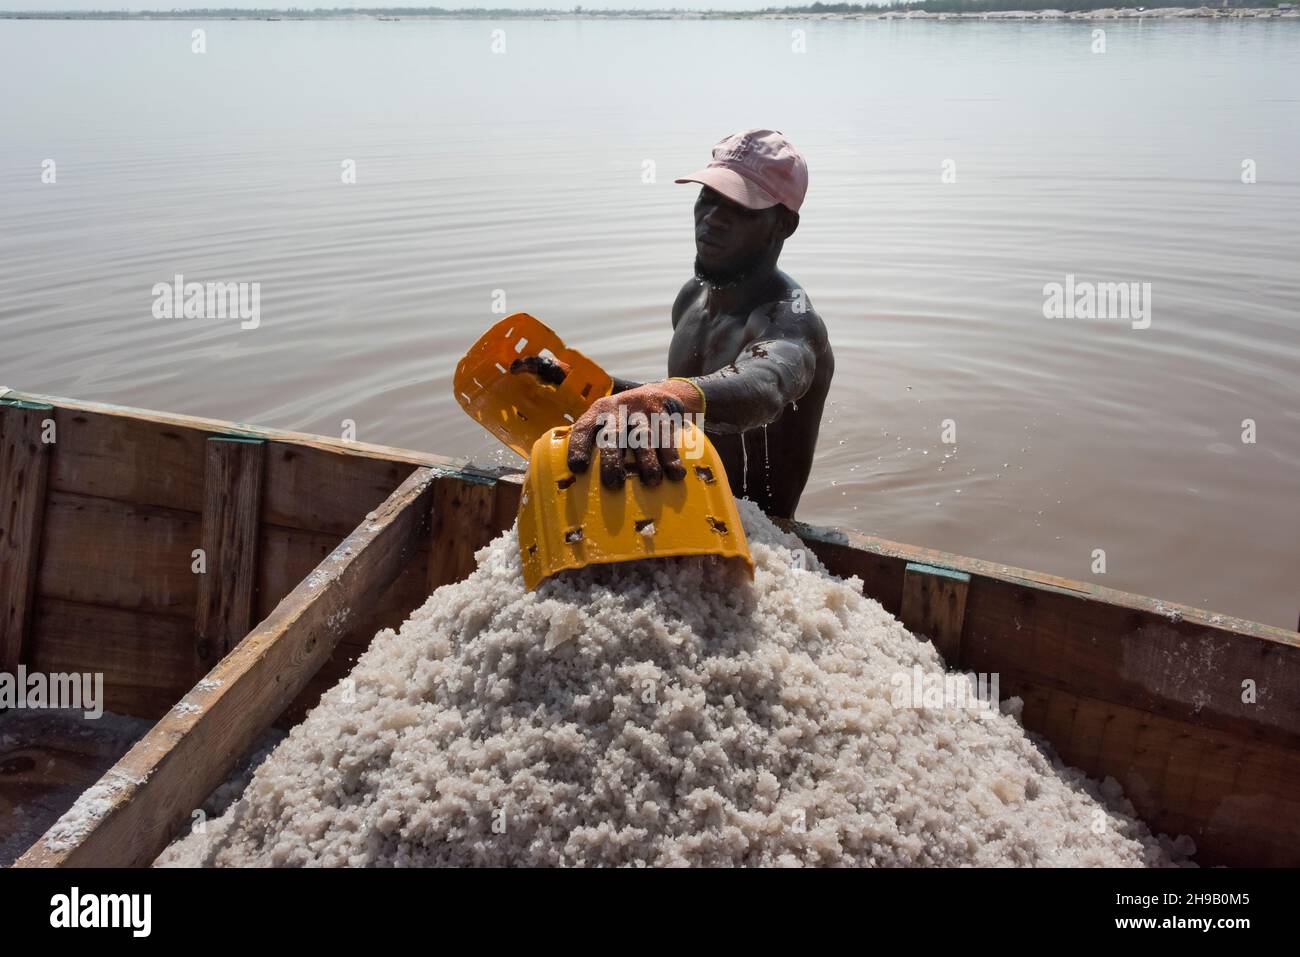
2, 1, 811, 10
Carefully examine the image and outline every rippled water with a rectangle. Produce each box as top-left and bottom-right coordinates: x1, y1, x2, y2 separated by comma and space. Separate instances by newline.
1, 18, 1297, 627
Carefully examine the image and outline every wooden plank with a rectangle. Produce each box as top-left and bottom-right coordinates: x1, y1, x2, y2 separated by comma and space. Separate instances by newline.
46, 405, 207, 514
36, 491, 199, 617
782, 519, 1300, 749
1010, 678, 1300, 867
7, 388, 513, 484
262, 441, 417, 537
428, 472, 500, 592
15, 466, 437, 868
255, 524, 342, 621
899, 562, 971, 666
493, 473, 523, 533
8, 389, 522, 536
0, 399, 53, 673
194, 438, 265, 677
782, 517, 1299, 646
29, 598, 194, 719
277, 554, 433, 728
961, 577, 1300, 751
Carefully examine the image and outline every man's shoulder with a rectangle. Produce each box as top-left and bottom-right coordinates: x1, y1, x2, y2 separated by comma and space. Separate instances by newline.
671, 277, 706, 327
749, 280, 827, 344
674, 276, 705, 306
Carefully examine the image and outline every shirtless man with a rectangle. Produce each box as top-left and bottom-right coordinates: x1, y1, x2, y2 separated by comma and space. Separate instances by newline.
515, 129, 833, 520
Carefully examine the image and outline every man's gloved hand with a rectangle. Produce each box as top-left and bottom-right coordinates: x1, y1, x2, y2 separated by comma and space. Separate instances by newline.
566, 380, 704, 490
509, 355, 571, 386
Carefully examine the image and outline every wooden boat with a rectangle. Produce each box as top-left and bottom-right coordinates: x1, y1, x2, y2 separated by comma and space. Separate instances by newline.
1, 388, 1297, 867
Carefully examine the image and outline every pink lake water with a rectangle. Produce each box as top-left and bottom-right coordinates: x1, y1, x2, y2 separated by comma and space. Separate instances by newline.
1, 17, 1297, 627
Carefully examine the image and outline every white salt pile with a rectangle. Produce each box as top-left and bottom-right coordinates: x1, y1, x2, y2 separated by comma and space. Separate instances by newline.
160, 502, 1192, 867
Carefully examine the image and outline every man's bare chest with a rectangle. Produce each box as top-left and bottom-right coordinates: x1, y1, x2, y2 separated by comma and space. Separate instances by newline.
668, 310, 759, 377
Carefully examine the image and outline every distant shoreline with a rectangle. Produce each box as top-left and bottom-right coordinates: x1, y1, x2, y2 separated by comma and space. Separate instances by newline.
3, 7, 1299, 23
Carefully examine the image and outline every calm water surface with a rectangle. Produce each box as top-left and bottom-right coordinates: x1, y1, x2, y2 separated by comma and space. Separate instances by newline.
1, 18, 1297, 627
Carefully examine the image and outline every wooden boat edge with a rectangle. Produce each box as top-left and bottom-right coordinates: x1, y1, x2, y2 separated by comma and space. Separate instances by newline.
8, 384, 1292, 647
4, 388, 1300, 867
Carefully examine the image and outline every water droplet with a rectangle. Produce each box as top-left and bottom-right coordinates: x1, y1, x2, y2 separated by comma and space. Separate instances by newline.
762, 425, 772, 500
740, 432, 748, 496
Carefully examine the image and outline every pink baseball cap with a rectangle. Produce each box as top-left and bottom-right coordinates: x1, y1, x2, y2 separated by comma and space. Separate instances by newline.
675, 129, 809, 213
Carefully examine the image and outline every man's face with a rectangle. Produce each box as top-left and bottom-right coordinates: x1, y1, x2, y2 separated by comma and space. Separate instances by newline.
693, 186, 781, 285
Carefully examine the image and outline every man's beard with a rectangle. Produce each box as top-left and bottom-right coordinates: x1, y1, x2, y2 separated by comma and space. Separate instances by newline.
694, 247, 768, 289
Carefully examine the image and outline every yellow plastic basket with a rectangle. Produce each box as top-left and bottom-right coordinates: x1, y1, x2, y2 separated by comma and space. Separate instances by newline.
517, 423, 753, 590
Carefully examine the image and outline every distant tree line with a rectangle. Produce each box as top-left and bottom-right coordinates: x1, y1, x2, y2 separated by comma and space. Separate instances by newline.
765, 0, 1247, 12
5, 7, 567, 17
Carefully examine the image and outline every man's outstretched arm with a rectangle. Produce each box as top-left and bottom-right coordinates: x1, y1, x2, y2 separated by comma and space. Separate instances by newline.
513, 286, 693, 395
685, 334, 816, 435
566, 313, 819, 487
509, 356, 640, 393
